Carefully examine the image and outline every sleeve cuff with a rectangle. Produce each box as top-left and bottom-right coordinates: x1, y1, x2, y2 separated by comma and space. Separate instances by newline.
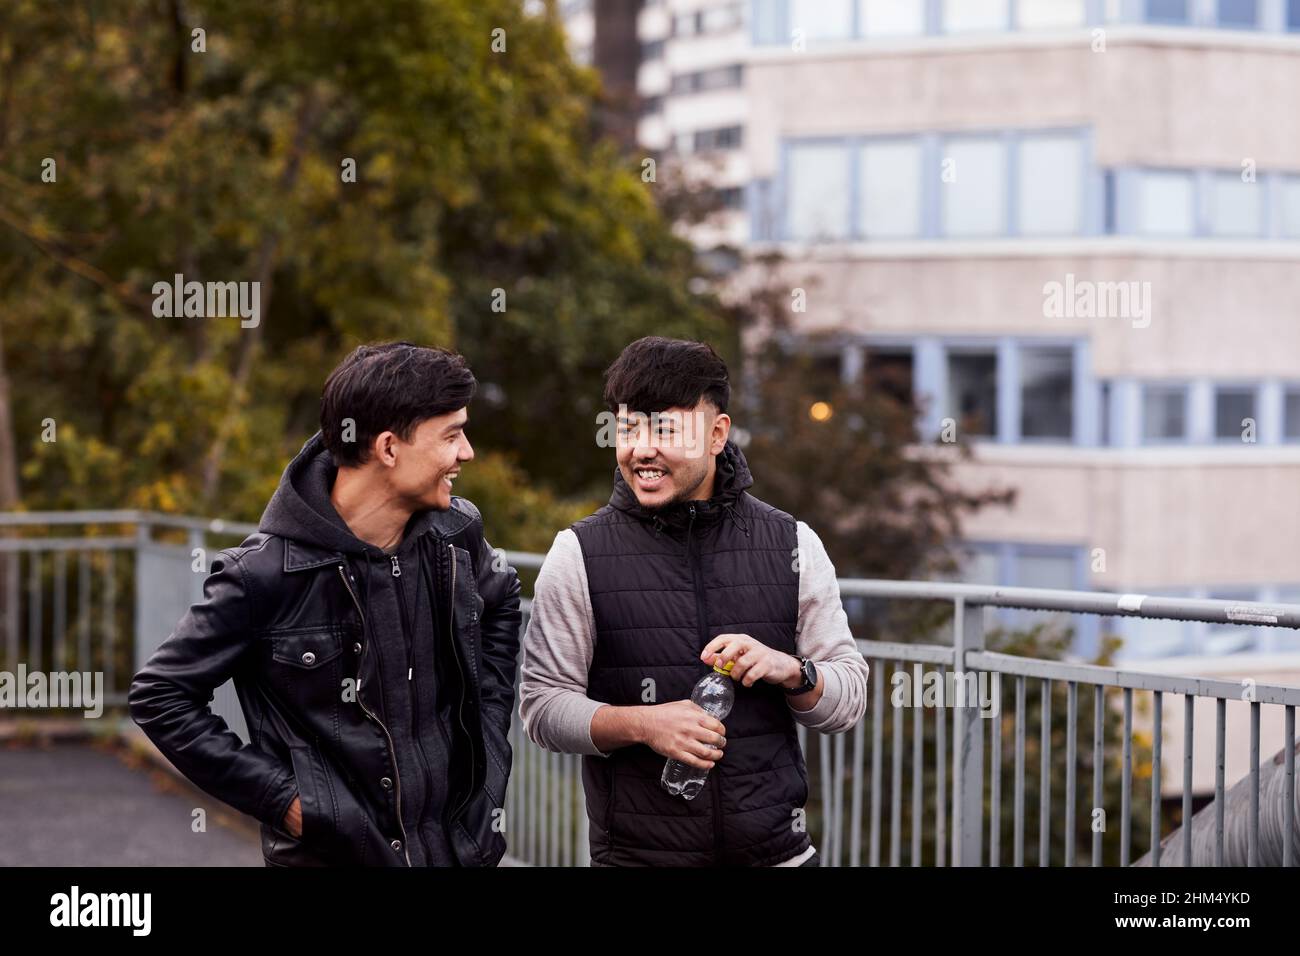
789, 664, 842, 731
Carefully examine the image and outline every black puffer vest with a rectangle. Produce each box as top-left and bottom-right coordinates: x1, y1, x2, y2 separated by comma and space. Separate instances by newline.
573, 440, 811, 866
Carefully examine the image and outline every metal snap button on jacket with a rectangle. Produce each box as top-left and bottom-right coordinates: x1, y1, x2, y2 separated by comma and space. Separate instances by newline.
301, 651, 316, 666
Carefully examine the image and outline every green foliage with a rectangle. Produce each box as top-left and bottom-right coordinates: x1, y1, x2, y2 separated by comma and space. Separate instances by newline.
0, 0, 720, 542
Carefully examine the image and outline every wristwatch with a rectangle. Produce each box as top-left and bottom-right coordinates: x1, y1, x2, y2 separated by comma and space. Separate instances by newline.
783, 656, 818, 695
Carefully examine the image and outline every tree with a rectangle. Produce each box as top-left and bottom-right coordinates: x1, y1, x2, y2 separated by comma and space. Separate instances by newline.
0, 0, 723, 541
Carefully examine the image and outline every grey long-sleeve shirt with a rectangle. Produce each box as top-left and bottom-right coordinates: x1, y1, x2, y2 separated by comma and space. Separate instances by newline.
518, 520, 870, 866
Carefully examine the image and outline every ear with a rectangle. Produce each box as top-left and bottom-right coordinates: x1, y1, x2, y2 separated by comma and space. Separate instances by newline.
372, 430, 400, 468
711, 413, 731, 456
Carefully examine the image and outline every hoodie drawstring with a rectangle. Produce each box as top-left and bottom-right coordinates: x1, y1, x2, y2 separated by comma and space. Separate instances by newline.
723, 502, 751, 538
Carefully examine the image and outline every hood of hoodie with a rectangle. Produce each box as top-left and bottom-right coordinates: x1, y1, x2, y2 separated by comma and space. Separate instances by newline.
609, 437, 754, 537
259, 430, 469, 556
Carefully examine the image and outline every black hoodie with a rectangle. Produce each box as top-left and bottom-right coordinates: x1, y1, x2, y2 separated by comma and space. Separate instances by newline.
259, 432, 457, 866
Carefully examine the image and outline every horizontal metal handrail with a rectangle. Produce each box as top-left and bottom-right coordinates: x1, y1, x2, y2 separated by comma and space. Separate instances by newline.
839, 578, 1300, 629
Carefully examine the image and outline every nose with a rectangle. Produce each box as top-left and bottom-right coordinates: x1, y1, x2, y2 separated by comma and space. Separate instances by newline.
459, 433, 474, 462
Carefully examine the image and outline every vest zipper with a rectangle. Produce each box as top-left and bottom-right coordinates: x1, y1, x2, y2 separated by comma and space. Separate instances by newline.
686, 503, 725, 865
336, 563, 412, 867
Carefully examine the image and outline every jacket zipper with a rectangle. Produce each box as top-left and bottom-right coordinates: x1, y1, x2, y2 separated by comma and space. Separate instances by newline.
392, 552, 437, 864
337, 563, 412, 867
686, 503, 724, 865
445, 542, 478, 823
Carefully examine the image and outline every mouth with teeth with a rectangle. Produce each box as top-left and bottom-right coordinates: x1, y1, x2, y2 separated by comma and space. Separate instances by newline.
633, 465, 669, 492
442, 471, 459, 489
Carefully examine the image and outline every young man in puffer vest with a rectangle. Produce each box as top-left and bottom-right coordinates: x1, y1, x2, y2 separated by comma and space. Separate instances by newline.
519, 336, 869, 866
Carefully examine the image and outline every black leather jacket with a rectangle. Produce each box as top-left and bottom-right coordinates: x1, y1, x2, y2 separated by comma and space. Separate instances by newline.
128, 438, 522, 867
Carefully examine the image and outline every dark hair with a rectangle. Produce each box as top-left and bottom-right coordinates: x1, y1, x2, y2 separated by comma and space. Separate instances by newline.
320, 342, 476, 467
602, 336, 730, 415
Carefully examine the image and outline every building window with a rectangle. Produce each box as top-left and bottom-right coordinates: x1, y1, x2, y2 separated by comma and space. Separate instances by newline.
946, 350, 999, 437
1020, 346, 1074, 440
671, 64, 744, 94
1145, 0, 1190, 24
1018, 134, 1083, 236
1017, 0, 1085, 28
639, 95, 663, 116
673, 12, 700, 36
865, 347, 915, 408
713, 186, 746, 211
1142, 384, 1188, 442
1290, 0, 1300, 30
1285, 389, 1300, 440
858, 0, 925, 36
786, 143, 851, 241
942, 0, 1009, 32
1214, 387, 1255, 442
941, 137, 1006, 237
859, 139, 922, 238
641, 39, 664, 60
701, 3, 745, 32
1209, 174, 1262, 237
1281, 177, 1300, 238
1136, 170, 1195, 236
1217, 0, 1259, 28
694, 126, 744, 151
790, 0, 854, 39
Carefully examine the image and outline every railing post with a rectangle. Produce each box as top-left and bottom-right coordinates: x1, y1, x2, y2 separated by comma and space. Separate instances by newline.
952, 597, 986, 867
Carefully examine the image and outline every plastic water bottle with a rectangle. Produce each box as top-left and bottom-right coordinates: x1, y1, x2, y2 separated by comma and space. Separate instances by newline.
661, 660, 735, 800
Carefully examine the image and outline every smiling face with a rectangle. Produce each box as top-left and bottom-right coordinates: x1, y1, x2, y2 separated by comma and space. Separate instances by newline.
615, 400, 729, 509
381, 408, 473, 511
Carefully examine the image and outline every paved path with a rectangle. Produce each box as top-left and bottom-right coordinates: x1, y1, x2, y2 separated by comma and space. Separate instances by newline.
0, 739, 263, 866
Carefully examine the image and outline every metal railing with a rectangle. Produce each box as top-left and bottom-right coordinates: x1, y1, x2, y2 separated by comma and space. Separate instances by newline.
3, 512, 1298, 866
504, 579, 1300, 867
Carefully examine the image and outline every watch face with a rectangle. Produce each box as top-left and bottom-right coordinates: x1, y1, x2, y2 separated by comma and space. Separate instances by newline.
802, 659, 817, 687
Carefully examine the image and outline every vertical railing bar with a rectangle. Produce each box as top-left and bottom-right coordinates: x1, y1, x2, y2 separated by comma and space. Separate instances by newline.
102, 549, 115, 696
1250, 701, 1260, 867
890, 662, 903, 867
1065, 681, 1077, 868
1092, 685, 1104, 867
4, 552, 18, 672
991, 673, 1002, 867
1039, 678, 1052, 866
523, 728, 534, 863
1121, 687, 1132, 866
1182, 694, 1194, 867
28, 549, 41, 672
951, 599, 984, 868
935, 664, 946, 867
1215, 697, 1226, 868
1014, 674, 1025, 867
911, 662, 922, 867
870, 657, 883, 868
78, 550, 91, 673
819, 730, 832, 861
1284, 706, 1295, 868
53, 549, 67, 673
850, 711, 865, 868
1150, 690, 1162, 867
832, 730, 845, 866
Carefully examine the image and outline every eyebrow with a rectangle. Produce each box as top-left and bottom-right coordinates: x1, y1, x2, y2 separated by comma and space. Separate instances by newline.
442, 416, 467, 435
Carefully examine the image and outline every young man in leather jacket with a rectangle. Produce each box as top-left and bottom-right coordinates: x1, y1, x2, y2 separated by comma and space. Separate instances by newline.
129, 342, 522, 867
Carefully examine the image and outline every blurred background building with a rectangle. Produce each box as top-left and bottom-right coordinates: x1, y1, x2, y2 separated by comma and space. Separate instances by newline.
564, 0, 1300, 664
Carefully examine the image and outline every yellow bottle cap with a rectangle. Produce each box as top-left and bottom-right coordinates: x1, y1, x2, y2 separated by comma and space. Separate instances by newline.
713, 660, 735, 676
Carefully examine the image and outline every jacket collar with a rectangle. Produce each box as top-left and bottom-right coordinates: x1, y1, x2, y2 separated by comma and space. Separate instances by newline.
282, 504, 477, 573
